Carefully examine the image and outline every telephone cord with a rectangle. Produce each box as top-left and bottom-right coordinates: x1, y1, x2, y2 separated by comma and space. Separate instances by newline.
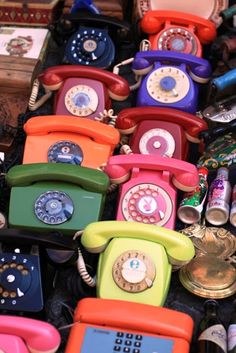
28, 79, 52, 111
73, 231, 96, 287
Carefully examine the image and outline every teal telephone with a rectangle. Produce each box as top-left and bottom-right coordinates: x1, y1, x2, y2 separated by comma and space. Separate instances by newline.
6, 163, 109, 235
81, 220, 195, 306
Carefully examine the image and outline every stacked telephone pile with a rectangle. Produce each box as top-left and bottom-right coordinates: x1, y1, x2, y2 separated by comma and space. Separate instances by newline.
2, 1, 236, 353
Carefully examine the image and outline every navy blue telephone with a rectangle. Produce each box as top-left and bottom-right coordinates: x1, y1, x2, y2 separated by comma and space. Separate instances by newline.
51, 12, 130, 69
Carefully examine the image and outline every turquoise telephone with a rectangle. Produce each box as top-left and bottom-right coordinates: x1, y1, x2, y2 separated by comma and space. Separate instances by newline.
6, 163, 109, 235
81, 220, 195, 306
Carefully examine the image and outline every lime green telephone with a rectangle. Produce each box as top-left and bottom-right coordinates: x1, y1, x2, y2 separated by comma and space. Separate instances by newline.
6, 163, 109, 235
81, 221, 195, 306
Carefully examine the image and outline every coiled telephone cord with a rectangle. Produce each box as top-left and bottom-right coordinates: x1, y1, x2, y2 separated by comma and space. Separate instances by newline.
28, 79, 53, 111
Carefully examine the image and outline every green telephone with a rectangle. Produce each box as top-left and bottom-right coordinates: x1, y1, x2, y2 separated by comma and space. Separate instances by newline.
6, 163, 109, 235
81, 220, 195, 306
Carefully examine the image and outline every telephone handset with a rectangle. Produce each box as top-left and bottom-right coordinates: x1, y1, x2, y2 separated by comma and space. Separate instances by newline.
103, 154, 199, 229
140, 10, 216, 56
28, 65, 130, 118
80, 221, 195, 306
0, 228, 77, 312
116, 106, 208, 160
51, 12, 130, 68
65, 297, 194, 353
23, 115, 120, 168
132, 50, 211, 113
0, 315, 60, 353
6, 163, 109, 235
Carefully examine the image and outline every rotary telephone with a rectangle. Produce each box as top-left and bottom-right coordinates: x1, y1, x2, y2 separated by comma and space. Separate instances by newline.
0, 315, 60, 353
140, 10, 216, 57
51, 12, 130, 68
103, 154, 199, 229
132, 50, 212, 114
202, 68, 236, 123
134, 0, 228, 28
28, 65, 130, 119
65, 297, 194, 353
6, 163, 109, 235
80, 221, 195, 306
23, 115, 120, 169
116, 106, 208, 160
0, 228, 77, 312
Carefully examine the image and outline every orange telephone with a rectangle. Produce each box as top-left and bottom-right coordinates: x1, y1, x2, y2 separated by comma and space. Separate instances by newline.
28, 65, 130, 120
65, 297, 194, 353
116, 106, 208, 160
23, 115, 120, 169
140, 10, 217, 57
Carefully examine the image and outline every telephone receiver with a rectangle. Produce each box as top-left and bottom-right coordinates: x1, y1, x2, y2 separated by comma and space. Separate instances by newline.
50, 12, 130, 68
104, 153, 199, 192
65, 297, 194, 353
132, 50, 212, 83
23, 115, 120, 168
70, 0, 100, 14
38, 65, 129, 100
82, 220, 195, 264
80, 221, 195, 306
140, 10, 216, 56
116, 106, 208, 143
0, 315, 60, 353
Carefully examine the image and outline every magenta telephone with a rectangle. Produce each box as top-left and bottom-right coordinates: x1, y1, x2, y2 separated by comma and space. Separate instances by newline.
0, 315, 60, 353
131, 50, 212, 114
103, 154, 199, 229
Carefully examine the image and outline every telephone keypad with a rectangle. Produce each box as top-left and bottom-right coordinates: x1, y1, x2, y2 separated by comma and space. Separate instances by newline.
81, 327, 174, 352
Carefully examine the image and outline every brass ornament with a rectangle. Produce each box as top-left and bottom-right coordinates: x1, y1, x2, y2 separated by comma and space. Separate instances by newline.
179, 222, 236, 298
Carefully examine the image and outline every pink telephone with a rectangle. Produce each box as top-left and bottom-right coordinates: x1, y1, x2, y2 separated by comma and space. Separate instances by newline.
103, 154, 199, 229
0, 315, 60, 353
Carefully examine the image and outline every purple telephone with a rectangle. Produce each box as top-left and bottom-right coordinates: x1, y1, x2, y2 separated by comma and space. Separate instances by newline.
132, 50, 212, 114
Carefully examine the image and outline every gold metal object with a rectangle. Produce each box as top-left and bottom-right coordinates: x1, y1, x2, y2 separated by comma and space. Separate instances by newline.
179, 222, 236, 298
179, 255, 236, 298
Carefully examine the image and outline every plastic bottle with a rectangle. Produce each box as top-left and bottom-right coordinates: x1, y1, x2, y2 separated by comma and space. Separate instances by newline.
227, 299, 236, 353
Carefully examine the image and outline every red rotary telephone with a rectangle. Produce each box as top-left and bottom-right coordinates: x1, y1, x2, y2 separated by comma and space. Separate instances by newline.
116, 107, 208, 160
29, 65, 130, 119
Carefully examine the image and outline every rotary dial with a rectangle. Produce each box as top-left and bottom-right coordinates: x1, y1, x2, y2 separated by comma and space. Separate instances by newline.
139, 128, 175, 157
147, 66, 190, 104
112, 250, 156, 293
65, 84, 98, 116
122, 183, 172, 226
158, 27, 197, 55
48, 140, 83, 165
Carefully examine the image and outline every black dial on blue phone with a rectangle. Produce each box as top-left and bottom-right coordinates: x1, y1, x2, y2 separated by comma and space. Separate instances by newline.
65, 25, 115, 68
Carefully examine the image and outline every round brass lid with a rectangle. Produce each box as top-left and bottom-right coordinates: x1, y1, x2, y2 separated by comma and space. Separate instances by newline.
180, 224, 236, 259
179, 255, 236, 298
